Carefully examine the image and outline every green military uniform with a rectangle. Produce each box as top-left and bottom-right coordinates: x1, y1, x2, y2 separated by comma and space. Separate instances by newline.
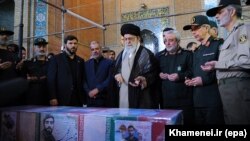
215, 21, 250, 124
206, 0, 250, 124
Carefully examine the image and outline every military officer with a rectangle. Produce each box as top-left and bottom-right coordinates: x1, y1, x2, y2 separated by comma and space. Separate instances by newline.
0, 26, 17, 81
158, 29, 194, 124
202, 0, 250, 124
21, 37, 49, 105
183, 15, 224, 124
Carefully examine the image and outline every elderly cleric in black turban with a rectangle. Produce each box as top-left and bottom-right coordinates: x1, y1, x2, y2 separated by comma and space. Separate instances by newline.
120, 23, 141, 37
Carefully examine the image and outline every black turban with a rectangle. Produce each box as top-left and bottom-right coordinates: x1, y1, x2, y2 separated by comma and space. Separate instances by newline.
120, 23, 141, 37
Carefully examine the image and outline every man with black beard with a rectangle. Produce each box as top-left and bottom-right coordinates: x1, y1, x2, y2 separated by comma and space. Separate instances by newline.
0, 26, 17, 82
20, 37, 49, 105
41, 114, 56, 141
47, 35, 86, 106
114, 23, 158, 108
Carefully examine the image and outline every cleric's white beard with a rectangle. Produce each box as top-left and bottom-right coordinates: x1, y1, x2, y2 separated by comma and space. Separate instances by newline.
124, 43, 136, 54
123, 42, 139, 60
124, 42, 137, 50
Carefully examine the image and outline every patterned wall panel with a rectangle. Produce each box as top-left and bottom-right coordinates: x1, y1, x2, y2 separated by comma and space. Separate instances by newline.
121, 7, 170, 53
35, 0, 47, 38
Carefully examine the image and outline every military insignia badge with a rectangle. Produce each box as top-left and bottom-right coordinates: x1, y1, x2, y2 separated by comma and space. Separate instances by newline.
239, 34, 247, 44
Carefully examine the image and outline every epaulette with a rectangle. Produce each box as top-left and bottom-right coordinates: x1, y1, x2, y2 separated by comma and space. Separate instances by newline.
234, 23, 244, 31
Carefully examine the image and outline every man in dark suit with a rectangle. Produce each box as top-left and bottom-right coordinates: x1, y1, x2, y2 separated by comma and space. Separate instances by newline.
84, 41, 113, 107
47, 35, 86, 106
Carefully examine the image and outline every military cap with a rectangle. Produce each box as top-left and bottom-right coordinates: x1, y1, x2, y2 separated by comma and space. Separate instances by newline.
0, 26, 14, 35
121, 23, 141, 36
183, 15, 210, 30
206, 0, 241, 17
34, 37, 48, 45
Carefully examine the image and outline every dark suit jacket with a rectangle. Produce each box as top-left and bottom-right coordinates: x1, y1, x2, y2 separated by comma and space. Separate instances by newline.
84, 57, 113, 107
47, 52, 86, 106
